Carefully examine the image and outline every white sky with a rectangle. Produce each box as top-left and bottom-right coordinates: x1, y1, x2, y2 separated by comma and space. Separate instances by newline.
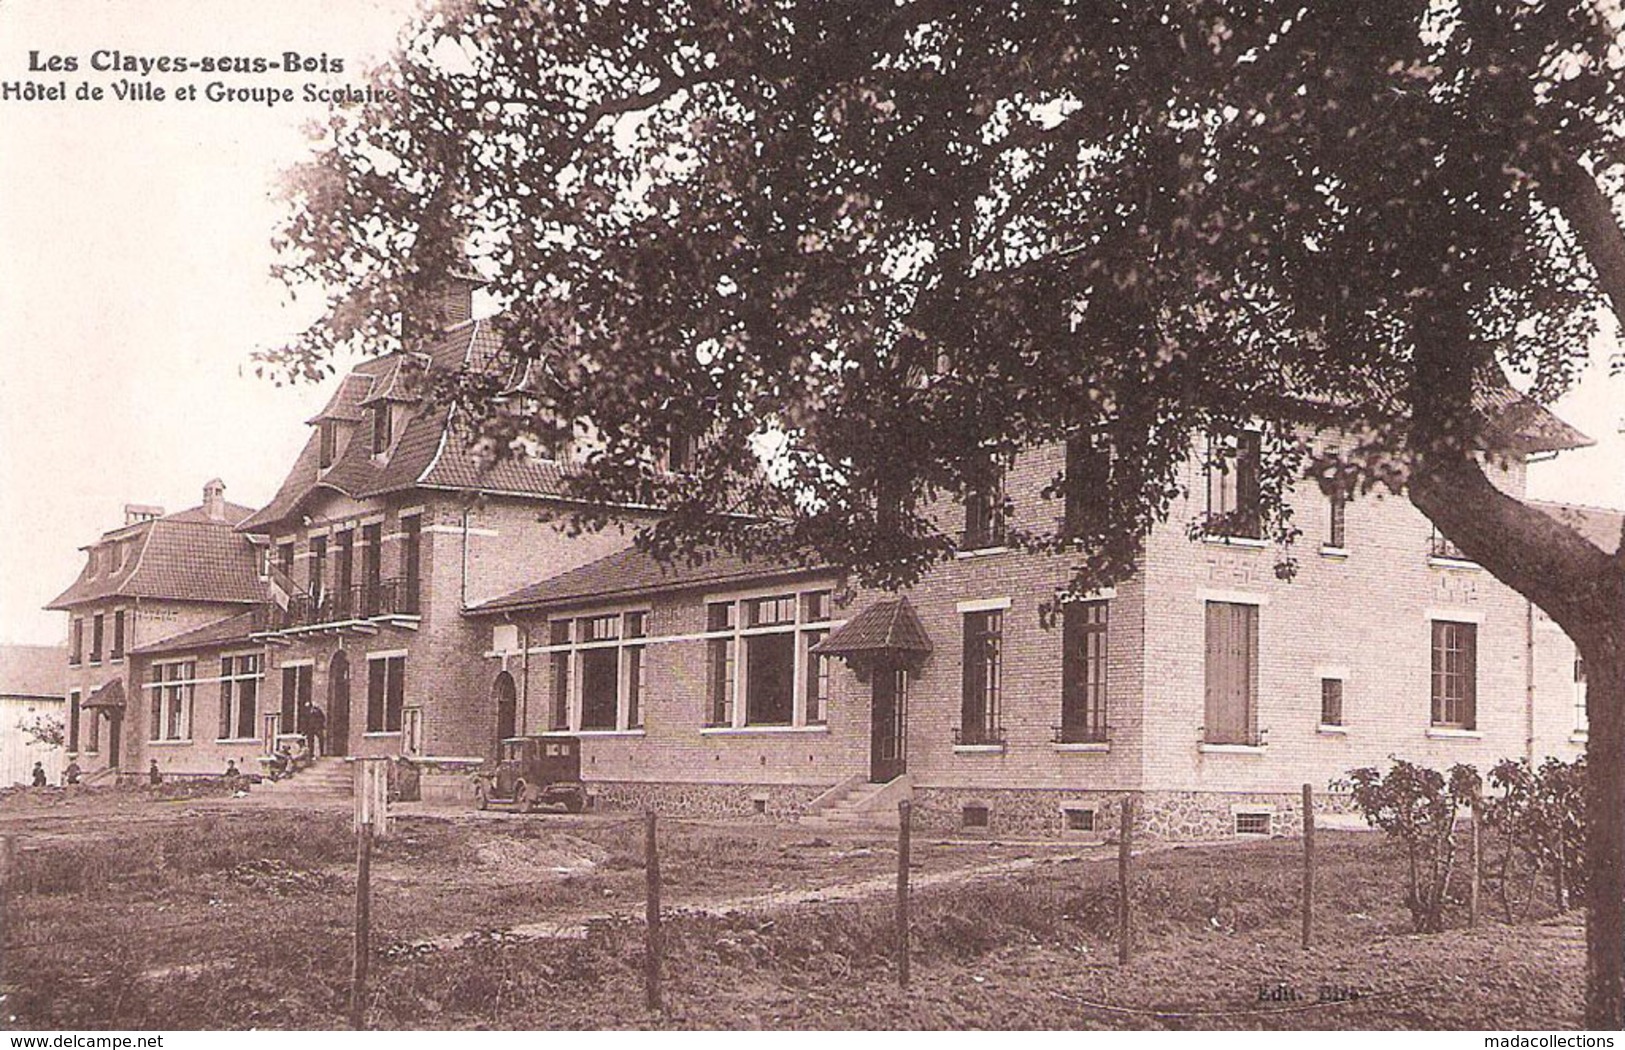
0, 0, 1620, 648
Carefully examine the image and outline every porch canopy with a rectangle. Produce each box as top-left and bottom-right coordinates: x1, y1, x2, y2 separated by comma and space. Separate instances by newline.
811, 597, 932, 659
83, 678, 126, 710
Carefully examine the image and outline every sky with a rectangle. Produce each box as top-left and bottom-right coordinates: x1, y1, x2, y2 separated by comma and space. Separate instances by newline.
0, 0, 1622, 648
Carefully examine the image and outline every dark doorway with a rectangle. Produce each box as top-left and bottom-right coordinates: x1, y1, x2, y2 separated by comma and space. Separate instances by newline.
327, 652, 351, 757
870, 665, 908, 782
494, 670, 517, 747
106, 714, 121, 770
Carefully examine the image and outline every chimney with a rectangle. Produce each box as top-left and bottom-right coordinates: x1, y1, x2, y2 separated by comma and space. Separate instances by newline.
124, 504, 164, 526
202, 478, 227, 522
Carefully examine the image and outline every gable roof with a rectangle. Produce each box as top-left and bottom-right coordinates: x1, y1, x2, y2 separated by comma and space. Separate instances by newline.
46, 504, 268, 610
129, 608, 264, 657
0, 644, 65, 698
811, 598, 932, 656
468, 544, 832, 616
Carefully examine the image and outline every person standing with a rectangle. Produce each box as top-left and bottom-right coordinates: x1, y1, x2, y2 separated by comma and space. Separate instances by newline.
63, 759, 81, 786
30, 761, 46, 787
306, 703, 327, 758
148, 759, 162, 786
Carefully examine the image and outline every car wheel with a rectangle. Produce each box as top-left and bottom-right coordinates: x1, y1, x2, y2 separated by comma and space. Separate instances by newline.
474, 781, 489, 811
564, 792, 584, 814
513, 779, 531, 813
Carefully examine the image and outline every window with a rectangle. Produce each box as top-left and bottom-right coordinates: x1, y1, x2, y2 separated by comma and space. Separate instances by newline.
579, 614, 620, 730
960, 610, 1004, 745
626, 612, 646, 728
371, 404, 392, 455
705, 589, 835, 729
1063, 432, 1110, 541
310, 536, 327, 600
1429, 526, 1470, 562
90, 613, 104, 663
1326, 487, 1348, 549
69, 618, 83, 665
87, 548, 99, 576
664, 428, 698, 473
280, 663, 312, 736
336, 529, 355, 617
108, 543, 121, 573
1064, 807, 1095, 833
1204, 601, 1259, 745
1575, 656, 1588, 734
1059, 600, 1109, 743
219, 654, 261, 740
1235, 811, 1272, 836
149, 661, 195, 741
401, 514, 422, 614
961, 803, 991, 829
1431, 621, 1477, 729
68, 689, 81, 752
86, 698, 99, 752
277, 541, 295, 580
549, 620, 571, 729
367, 654, 406, 733
963, 461, 1008, 550
319, 419, 338, 469
1320, 678, 1344, 727
111, 610, 125, 661
1205, 431, 1262, 539
362, 523, 382, 616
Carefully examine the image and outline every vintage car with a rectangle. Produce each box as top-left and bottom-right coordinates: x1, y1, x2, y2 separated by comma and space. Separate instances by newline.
474, 736, 587, 813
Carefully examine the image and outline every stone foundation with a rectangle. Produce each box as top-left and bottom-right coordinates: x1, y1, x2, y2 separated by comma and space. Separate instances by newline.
909, 786, 1360, 840
586, 780, 829, 821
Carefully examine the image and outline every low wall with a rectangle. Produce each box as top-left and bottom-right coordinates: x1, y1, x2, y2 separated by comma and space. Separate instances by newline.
586, 780, 831, 821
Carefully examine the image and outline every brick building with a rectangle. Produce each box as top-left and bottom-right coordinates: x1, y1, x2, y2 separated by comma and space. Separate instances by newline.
45, 273, 1607, 837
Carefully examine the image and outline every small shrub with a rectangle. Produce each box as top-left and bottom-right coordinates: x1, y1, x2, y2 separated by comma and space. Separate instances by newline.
1482, 755, 1586, 919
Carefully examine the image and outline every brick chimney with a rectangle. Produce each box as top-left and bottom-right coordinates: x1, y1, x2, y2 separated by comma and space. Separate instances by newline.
202, 478, 227, 522
124, 504, 164, 526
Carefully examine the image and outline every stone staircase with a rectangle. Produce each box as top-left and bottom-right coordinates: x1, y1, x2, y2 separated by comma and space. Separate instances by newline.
800, 774, 912, 830
251, 757, 353, 802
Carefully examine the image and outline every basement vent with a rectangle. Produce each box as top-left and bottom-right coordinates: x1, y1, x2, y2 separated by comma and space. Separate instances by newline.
1234, 811, 1272, 836
1063, 808, 1095, 833
961, 803, 990, 829
753, 798, 767, 815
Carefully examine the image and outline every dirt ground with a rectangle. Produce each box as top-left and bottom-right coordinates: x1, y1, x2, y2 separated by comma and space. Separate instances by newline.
0, 785, 1590, 1030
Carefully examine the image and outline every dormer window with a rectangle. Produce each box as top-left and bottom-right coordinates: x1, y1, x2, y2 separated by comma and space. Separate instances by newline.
87, 548, 99, 576
371, 405, 393, 456
319, 420, 338, 469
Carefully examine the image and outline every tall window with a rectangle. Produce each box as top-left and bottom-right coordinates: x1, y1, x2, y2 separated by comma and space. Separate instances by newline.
401, 514, 422, 614
1059, 600, 1109, 743
548, 610, 654, 731
337, 529, 355, 617
1327, 488, 1348, 549
319, 419, 338, 469
371, 404, 392, 455
1206, 431, 1262, 539
149, 661, 195, 741
706, 589, 834, 728
367, 654, 406, 733
86, 698, 99, 752
69, 618, 83, 665
68, 689, 81, 752
1063, 433, 1110, 542
111, 610, 126, 661
963, 462, 1008, 550
626, 612, 646, 729
960, 610, 1004, 745
90, 613, 104, 663
219, 654, 261, 740
579, 614, 621, 730
277, 540, 295, 579
1431, 621, 1477, 729
1204, 601, 1259, 745
310, 536, 327, 601
362, 522, 382, 615
549, 620, 571, 729
1320, 678, 1344, 727
280, 663, 312, 736
1575, 656, 1588, 734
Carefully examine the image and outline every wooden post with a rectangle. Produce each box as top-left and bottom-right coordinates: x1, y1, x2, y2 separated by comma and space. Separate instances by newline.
1117, 796, 1133, 965
1301, 784, 1315, 950
1469, 797, 1481, 928
644, 810, 662, 1013
0, 835, 14, 1001
897, 799, 912, 988
350, 821, 373, 1030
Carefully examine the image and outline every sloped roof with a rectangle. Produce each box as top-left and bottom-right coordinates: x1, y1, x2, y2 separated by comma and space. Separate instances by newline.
1531, 500, 1623, 555
0, 644, 65, 697
1476, 379, 1593, 455
84, 678, 126, 710
469, 545, 831, 616
47, 506, 268, 610
129, 608, 263, 657
305, 374, 373, 424
811, 598, 931, 656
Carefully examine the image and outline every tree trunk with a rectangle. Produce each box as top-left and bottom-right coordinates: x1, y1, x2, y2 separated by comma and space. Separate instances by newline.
1583, 656, 1625, 1029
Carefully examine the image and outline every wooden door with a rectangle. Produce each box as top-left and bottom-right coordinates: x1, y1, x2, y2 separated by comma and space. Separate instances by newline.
870, 665, 908, 782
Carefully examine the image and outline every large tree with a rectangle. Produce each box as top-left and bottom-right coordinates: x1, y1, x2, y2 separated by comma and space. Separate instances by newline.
270, 0, 1625, 1024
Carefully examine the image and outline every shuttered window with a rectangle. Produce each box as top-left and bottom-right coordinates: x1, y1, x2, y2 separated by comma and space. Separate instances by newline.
1204, 602, 1259, 745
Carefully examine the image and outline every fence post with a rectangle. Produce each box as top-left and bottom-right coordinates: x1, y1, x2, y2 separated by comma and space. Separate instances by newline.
0, 835, 14, 1003
644, 810, 662, 1013
1117, 796, 1133, 965
1469, 796, 1481, 927
1301, 784, 1315, 950
350, 820, 373, 1030
897, 799, 912, 988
